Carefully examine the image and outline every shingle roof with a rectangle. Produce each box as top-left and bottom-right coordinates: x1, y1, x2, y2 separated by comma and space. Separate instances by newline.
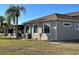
23, 12, 79, 24
66, 11, 79, 16
56, 13, 75, 19
24, 14, 57, 24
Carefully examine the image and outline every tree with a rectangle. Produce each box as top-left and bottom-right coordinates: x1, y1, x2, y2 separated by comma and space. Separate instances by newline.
5, 5, 26, 39
0, 16, 5, 28
0, 16, 5, 35
5, 6, 16, 26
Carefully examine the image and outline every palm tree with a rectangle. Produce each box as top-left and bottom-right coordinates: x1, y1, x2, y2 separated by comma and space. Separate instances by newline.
5, 5, 26, 39
0, 16, 5, 35
5, 6, 16, 26
0, 16, 5, 28
5, 6, 16, 36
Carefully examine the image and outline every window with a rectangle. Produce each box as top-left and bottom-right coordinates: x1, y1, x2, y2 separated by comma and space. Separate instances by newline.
43, 22, 51, 34
63, 22, 71, 27
26, 25, 30, 33
75, 23, 79, 30
33, 24, 38, 33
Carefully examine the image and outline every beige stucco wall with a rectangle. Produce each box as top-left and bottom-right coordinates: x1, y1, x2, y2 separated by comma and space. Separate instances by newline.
25, 21, 56, 40
57, 20, 79, 40
24, 19, 79, 41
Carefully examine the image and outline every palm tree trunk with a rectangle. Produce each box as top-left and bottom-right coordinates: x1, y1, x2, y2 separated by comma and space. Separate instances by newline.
13, 16, 16, 36
16, 17, 18, 39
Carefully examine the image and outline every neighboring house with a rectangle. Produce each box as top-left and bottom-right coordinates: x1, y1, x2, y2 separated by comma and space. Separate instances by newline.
0, 24, 24, 36
23, 11, 79, 41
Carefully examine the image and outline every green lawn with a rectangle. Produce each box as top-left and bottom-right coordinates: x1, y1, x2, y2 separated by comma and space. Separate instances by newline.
0, 36, 79, 55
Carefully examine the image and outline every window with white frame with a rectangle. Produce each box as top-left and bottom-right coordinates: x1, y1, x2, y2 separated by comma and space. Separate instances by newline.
75, 23, 79, 30
26, 25, 30, 33
43, 22, 51, 34
33, 24, 38, 33
63, 22, 71, 27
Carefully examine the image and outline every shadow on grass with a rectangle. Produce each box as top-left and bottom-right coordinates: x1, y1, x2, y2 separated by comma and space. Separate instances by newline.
0, 36, 22, 40
48, 39, 79, 44
0, 38, 16, 40
0, 36, 79, 44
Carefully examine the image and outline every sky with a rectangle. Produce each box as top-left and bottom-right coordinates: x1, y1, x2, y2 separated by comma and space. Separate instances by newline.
0, 4, 79, 24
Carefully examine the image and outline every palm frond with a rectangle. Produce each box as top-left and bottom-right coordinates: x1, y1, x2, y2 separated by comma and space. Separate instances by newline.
20, 6, 26, 14
5, 6, 16, 16
0, 16, 5, 23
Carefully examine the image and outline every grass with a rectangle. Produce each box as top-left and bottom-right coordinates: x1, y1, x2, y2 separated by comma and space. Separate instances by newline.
0, 36, 79, 54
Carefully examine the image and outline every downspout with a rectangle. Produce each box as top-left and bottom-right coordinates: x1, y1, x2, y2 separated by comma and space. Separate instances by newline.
55, 20, 58, 40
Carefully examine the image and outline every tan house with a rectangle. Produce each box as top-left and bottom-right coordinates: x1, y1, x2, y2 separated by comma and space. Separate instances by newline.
23, 11, 79, 41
